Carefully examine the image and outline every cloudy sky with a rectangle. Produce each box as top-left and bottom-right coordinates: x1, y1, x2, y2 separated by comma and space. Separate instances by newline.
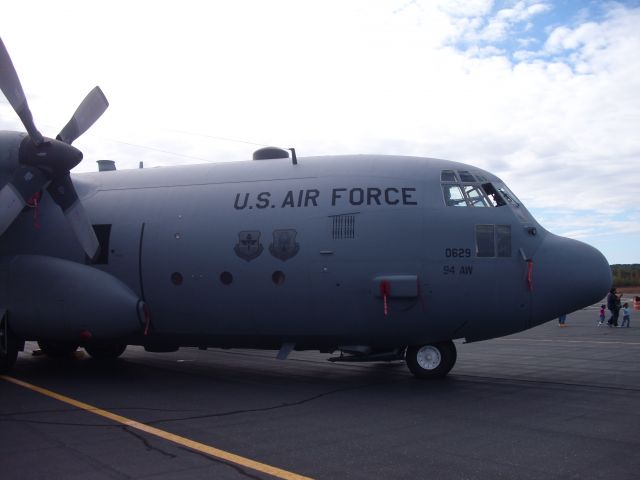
1, 0, 639, 264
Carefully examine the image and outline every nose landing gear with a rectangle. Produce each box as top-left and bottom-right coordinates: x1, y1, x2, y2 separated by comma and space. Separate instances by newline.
406, 340, 457, 379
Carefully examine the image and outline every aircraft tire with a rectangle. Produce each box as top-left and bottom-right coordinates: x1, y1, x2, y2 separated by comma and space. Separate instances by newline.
0, 318, 19, 374
85, 343, 127, 360
37, 341, 79, 358
406, 341, 456, 379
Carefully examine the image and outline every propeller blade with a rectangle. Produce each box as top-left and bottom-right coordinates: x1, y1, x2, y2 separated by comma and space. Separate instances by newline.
0, 37, 44, 145
47, 174, 99, 259
0, 166, 49, 236
56, 86, 109, 145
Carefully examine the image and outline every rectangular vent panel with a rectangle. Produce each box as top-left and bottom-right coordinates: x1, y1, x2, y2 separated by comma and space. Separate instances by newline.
331, 215, 356, 240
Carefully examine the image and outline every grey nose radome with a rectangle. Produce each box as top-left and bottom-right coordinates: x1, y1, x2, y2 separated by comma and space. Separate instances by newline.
531, 233, 611, 325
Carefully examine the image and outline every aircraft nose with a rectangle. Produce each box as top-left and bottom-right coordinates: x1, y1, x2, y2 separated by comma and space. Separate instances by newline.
531, 233, 611, 323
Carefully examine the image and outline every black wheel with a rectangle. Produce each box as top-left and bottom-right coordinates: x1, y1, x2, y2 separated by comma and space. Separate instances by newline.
406, 341, 457, 379
0, 316, 19, 373
37, 341, 79, 358
85, 343, 127, 360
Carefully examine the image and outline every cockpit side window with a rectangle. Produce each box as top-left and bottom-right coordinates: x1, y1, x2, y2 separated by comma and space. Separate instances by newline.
481, 183, 506, 207
498, 186, 520, 206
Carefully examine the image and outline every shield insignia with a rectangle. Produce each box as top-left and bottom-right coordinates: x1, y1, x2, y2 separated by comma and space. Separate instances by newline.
234, 230, 264, 261
269, 229, 300, 261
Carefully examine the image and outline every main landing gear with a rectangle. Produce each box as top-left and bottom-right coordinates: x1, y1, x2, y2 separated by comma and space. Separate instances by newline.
405, 340, 457, 379
37, 341, 79, 358
84, 343, 127, 360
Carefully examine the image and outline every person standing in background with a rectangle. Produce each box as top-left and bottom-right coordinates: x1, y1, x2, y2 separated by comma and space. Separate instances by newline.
607, 288, 621, 327
621, 303, 631, 328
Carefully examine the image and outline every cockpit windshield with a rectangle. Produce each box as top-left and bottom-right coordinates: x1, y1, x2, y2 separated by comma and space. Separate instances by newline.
464, 185, 490, 207
441, 170, 506, 208
443, 184, 467, 207
440, 169, 531, 224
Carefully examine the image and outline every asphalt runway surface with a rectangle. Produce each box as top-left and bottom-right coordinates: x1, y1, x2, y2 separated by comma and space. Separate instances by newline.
1, 300, 639, 480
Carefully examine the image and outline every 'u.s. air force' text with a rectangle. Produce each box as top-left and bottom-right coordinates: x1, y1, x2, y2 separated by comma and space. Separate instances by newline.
233, 187, 418, 210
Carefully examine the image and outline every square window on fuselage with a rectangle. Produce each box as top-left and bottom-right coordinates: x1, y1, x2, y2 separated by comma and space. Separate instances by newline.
476, 224, 495, 257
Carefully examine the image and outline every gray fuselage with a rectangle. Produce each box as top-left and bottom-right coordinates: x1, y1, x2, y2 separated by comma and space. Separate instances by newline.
0, 154, 611, 352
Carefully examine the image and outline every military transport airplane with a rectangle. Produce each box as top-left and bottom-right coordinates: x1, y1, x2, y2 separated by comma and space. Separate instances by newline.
0, 37, 611, 378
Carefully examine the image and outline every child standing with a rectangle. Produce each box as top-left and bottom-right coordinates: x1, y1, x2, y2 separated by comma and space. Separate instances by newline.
621, 303, 631, 328
598, 304, 606, 326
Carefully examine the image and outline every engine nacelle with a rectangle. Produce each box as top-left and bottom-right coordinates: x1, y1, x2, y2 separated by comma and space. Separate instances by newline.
0, 255, 145, 342
0, 131, 23, 180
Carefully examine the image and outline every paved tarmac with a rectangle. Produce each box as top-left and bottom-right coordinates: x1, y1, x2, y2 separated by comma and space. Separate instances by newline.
1, 300, 639, 480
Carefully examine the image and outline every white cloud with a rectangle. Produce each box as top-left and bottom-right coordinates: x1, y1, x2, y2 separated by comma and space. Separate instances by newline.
444, 0, 551, 44
437, 0, 494, 18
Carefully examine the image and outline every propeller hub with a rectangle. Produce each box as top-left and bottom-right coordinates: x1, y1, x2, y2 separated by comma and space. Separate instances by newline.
19, 136, 83, 174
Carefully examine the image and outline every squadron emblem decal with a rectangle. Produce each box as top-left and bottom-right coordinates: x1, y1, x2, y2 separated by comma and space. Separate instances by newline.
234, 231, 264, 261
269, 229, 300, 261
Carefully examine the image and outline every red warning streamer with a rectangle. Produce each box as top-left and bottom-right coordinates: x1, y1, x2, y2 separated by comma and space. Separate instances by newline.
26, 191, 41, 230
143, 303, 151, 336
526, 259, 534, 291
380, 280, 390, 316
